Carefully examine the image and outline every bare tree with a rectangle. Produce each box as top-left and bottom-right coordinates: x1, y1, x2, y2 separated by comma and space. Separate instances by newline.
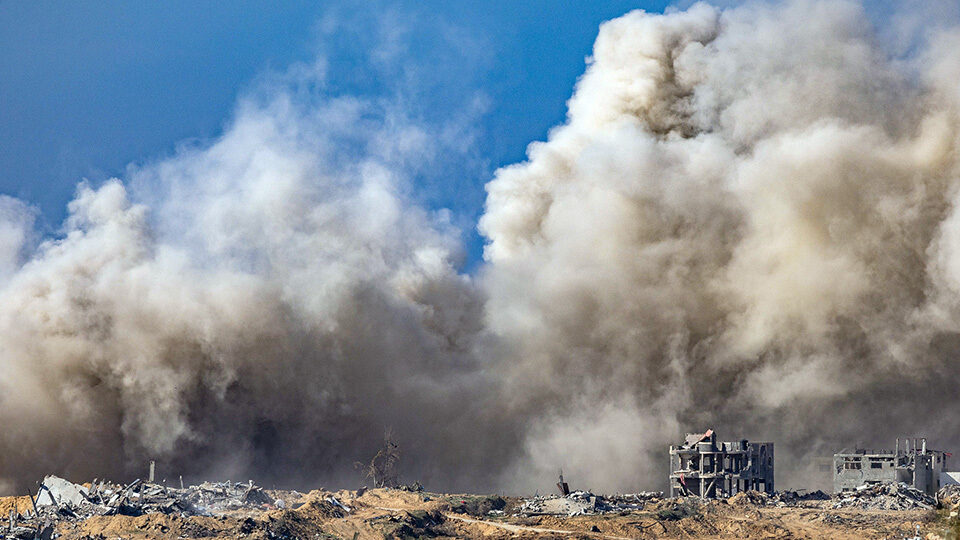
355, 429, 400, 488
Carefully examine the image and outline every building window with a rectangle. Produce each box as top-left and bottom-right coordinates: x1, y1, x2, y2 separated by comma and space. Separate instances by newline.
844, 462, 862, 470
871, 462, 882, 469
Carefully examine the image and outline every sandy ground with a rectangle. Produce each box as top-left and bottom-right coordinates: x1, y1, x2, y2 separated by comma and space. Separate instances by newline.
1, 487, 956, 539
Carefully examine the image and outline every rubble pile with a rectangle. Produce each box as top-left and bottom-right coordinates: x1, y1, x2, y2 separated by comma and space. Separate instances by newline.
520, 488, 840, 516
605, 491, 664, 512
832, 483, 936, 510
728, 490, 770, 506
937, 484, 960, 508
1, 475, 303, 539
443, 494, 506, 517
770, 490, 831, 505
937, 483, 960, 526
518, 490, 663, 516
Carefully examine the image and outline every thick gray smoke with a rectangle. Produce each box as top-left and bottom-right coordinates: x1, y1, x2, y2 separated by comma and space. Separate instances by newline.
3, 0, 960, 495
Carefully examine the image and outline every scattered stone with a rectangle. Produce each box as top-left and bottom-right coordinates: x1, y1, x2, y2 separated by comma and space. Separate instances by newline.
937, 484, 960, 509
729, 490, 769, 506
240, 484, 272, 505
832, 482, 935, 510
446, 494, 507, 517
655, 499, 702, 521
13, 475, 291, 533
518, 490, 663, 516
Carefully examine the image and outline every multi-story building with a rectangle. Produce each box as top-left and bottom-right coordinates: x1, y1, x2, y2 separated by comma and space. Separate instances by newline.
669, 429, 774, 498
833, 438, 949, 496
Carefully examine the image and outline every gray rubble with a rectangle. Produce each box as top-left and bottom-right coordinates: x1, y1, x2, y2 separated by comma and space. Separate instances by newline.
1, 475, 312, 539
831, 482, 936, 510
730, 484, 931, 510
518, 490, 663, 516
937, 484, 960, 507
514, 482, 940, 518
729, 489, 831, 507
770, 489, 832, 505
34, 477, 88, 508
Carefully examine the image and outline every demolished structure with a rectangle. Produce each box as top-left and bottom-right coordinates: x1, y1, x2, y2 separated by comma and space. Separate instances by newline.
668, 429, 774, 499
518, 491, 662, 517
2, 474, 307, 539
834, 437, 950, 496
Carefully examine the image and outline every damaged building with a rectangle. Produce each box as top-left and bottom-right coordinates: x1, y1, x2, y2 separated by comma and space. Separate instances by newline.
834, 438, 950, 496
669, 429, 774, 498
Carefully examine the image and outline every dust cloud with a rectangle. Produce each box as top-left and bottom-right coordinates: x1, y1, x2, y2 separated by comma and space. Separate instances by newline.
3, 0, 960, 494
482, 0, 960, 491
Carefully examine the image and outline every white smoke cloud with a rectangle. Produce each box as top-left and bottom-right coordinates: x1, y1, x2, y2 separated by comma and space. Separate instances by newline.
0, 23, 504, 492
482, 0, 960, 491
0, 196, 37, 280
5, 0, 960, 495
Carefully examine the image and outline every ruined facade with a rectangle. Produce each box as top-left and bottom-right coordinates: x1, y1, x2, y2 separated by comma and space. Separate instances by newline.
669, 429, 774, 498
834, 438, 949, 496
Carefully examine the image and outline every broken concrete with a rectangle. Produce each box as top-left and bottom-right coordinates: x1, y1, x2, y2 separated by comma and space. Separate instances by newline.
518, 490, 663, 516
3, 475, 314, 538
34, 476, 89, 508
831, 482, 936, 510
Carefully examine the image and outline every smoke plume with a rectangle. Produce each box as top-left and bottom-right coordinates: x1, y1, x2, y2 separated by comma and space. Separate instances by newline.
0, 55, 508, 492
482, 0, 960, 491
4, 0, 960, 494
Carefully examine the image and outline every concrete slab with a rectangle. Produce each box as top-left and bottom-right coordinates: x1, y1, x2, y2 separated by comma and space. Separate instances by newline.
35, 475, 89, 507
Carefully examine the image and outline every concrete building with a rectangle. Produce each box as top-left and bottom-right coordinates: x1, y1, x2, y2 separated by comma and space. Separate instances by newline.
833, 438, 949, 496
669, 429, 774, 498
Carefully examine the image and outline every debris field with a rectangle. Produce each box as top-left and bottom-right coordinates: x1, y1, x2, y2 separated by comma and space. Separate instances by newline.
1, 475, 958, 539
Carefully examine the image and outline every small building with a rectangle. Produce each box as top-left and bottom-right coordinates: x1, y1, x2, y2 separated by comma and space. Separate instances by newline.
669, 429, 774, 498
833, 438, 949, 496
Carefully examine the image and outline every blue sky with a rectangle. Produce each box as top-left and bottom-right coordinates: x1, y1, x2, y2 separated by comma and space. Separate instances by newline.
3, 0, 926, 270
0, 1, 679, 270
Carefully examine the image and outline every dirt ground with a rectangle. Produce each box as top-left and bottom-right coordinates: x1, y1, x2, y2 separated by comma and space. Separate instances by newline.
2, 488, 957, 539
